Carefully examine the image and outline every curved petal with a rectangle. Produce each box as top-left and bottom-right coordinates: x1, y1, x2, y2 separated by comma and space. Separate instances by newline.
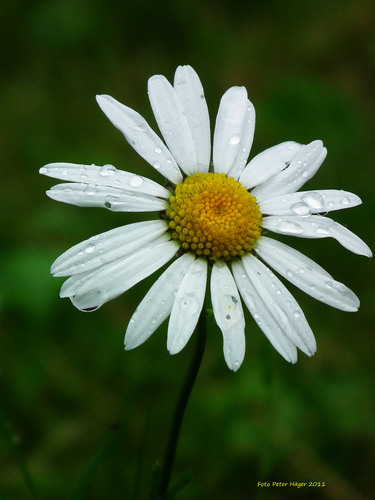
252, 140, 327, 202
174, 65, 211, 173
262, 215, 372, 257
232, 260, 298, 363
60, 237, 178, 311
210, 260, 245, 371
213, 86, 249, 175
259, 189, 362, 216
52, 220, 168, 277
40, 163, 170, 199
227, 99, 256, 180
96, 95, 183, 185
254, 236, 360, 311
46, 183, 167, 212
148, 74, 197, 176
167, 258, 207, 354
241, 254, 316, 356
125, 253, 196, 350
239, 141, 302, 189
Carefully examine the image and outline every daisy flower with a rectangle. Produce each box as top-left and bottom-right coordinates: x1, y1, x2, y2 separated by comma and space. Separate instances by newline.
40, 65, 371, 371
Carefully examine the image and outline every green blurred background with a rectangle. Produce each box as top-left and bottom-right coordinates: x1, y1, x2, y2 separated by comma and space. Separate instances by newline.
1, 0, 375, 498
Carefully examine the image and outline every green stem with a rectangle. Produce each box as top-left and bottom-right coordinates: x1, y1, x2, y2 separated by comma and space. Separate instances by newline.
157, 308, 207, 499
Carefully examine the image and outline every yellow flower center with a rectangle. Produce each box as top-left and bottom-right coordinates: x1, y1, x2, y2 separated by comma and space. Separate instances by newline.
165, 173, 262, 261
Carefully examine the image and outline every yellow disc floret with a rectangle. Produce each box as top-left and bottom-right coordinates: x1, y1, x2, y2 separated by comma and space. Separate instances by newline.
165, 173, 262, 261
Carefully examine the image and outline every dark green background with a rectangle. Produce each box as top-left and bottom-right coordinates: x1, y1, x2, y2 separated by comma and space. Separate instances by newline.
1, 1, 374, 499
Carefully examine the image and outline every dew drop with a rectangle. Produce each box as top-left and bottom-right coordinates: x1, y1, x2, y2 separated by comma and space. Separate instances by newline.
135, 123, 147, 132
85, 243, 96, 254
82, 306, 100, 312
286, 269, 293, 278
315, 224, 329, 235
290, 202, 311, 216
341, 197, 351, 205
129, 175, 143, 187
153, 161, 161, 170
293, 310, 301, 318
277, 220, 304, 235
154, 146, 162, 154
301, 192, 325, 211
84, 186, 97, 196
100, 164, 116, 176
229, 133, 241, 145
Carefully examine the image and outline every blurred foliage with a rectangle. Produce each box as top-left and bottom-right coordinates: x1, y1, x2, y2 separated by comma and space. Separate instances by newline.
1, 0, 375, 499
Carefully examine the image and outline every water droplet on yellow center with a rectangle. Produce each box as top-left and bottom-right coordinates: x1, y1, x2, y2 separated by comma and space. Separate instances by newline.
165, 173, 262, 261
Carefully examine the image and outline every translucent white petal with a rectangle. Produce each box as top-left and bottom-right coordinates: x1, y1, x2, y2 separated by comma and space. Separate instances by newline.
232, 260, 298, 363
239, 141, 302, 189
148, 74, 197, 176
255, 237, 360, 311
227, 99, 256, 180
125, 253, 196, 350
52, 220, 168, 277
210, 261, 245, 371
259, 189, 362, 216
167, 258, 207, 354
46, 183, 167, 212
252, 140, 327, 202
241, 254, 316, 356
60, 237, 178, 311
40, 163, 170, 199
262, 215, 372, 257
213, 86, 249, 175
96, 95, 183, 184
174, 65, 210, 173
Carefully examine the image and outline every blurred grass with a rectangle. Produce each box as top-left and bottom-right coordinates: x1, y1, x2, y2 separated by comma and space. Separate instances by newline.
1, 0, 375, 499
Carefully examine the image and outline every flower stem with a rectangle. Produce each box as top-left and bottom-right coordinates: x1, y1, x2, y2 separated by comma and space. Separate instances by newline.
157, 308, 207, 498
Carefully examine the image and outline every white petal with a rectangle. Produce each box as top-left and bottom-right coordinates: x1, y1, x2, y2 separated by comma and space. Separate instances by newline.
262, 215, 372, 257
213, 86, 249, 175
148, 74, 197, 176
232, 260, 298, 363
52, 220, 168, 277
255, 236, 360, 311
210, 261, 245, 371
259, 189, 362, 216
252, 140, 327, 202
241, 254, 316, 356
60, 237, 178, 310
46, 183, 167, 212
40, 163, 170, 199
227, 99, 256, 180
174, 65, 211, 173
96, 95, 183, 185
125, 253, 196, 350
239, 141, 302, 189
167, 258, 207, 354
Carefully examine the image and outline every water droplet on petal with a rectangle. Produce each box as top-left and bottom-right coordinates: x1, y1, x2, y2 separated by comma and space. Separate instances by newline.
84, 186, 97, 196
154, 146, 162, 154
129, 175, 143, 187
85, 243, 96, 254
277, 220, 304, 235
100, 164, 116, 176
301, 192, 325, 211
315, 224, 329, 235
286, 269, 293, 278
341, 197, 350, 205
229, 133, 241, 145
293, 310, 301, 318
291, 202, 311, 216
